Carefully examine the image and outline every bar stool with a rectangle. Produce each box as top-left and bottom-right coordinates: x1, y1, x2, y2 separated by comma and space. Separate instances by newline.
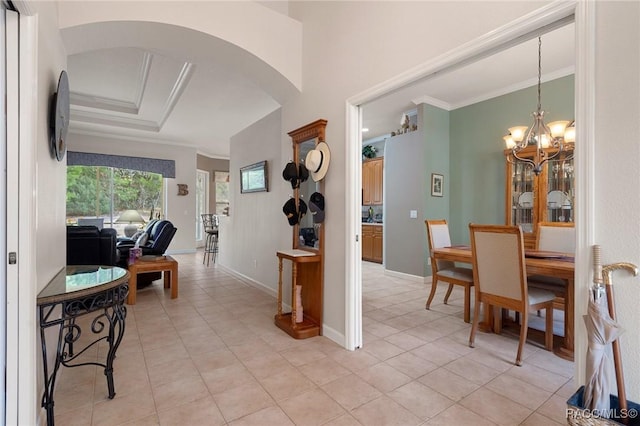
201, 214, 219, 266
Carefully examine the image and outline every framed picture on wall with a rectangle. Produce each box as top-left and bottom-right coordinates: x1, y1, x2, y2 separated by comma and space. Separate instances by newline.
240, 161, 269, 193
431, 173, 443, 197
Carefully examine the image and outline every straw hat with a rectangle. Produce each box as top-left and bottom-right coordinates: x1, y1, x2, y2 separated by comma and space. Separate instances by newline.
305, 142, 331, 182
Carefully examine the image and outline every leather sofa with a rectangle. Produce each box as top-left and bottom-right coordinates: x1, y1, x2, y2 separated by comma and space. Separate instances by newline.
67, 225, 118, 266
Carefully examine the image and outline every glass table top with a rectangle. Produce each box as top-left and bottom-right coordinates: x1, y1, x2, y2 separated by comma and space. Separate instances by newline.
37, 265, 129, 304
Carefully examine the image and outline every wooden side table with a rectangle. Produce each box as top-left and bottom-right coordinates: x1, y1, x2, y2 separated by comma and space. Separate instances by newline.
275, 249, 322, 339
127, 255, 178, 304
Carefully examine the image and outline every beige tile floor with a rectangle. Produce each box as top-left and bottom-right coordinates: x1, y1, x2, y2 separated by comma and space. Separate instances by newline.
52, 254, 575, 425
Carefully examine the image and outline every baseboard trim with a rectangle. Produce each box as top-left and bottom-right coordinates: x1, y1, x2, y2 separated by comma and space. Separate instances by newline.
166, 248, 197, 255
384, 268, 427, 283
322, 324, 347, 349
218, 263, 348, 349
216, 263, 278, 298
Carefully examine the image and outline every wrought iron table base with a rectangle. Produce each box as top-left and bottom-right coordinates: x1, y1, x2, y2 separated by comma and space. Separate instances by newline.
39, 283, 128, 426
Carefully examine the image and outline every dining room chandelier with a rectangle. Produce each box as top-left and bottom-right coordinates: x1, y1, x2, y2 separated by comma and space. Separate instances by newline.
503, 36, 575, 175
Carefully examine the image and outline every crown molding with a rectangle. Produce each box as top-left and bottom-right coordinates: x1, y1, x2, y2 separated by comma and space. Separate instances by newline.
68, 127, 197, 150
70, 109, 160, 131
411, 95, 451, 111
70, 92, 139, 114
158, 62, 195, 128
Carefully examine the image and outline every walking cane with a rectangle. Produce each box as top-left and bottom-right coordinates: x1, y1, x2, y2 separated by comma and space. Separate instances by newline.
594, 245, 638, 414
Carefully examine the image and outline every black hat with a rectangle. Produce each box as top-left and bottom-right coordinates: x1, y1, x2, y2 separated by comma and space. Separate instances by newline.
298, 163, 309, 183
282, 198, 298, 226
299, 198, 308, 221
282, 161, 299, 189
282, 198, 308, 226
309, 192, 325, 223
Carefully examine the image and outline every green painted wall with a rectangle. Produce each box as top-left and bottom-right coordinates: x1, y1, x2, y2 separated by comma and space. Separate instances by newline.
423, 104, 451, 276
448, 75, 575, 244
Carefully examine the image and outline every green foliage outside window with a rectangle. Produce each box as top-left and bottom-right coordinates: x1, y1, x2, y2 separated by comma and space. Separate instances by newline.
67, 165, 163, 220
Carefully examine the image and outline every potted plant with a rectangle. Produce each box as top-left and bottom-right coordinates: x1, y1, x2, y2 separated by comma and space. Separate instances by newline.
362, 145, 377, 159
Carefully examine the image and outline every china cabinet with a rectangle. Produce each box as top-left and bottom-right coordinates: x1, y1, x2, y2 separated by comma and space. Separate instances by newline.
362, 157, 383, 205
505, 145, 574, 249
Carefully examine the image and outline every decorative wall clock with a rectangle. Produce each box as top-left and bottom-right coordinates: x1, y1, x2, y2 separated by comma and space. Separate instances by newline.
49, 70, 70, 161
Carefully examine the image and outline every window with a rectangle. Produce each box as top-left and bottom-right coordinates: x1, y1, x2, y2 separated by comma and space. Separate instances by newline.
66, 165, 164, 237
214, 171, 230, 216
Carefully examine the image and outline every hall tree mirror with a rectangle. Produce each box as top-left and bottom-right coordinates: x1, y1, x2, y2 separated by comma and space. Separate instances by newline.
288, 119, 327, 253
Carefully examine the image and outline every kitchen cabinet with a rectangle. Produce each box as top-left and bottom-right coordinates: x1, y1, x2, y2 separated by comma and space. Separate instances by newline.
362, 224, 383, 263
363, 157, 383, 205
505, 146, 574, 249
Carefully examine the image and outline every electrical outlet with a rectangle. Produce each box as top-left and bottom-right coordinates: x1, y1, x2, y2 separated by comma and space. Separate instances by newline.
253, 259, 257, 268
410, 210, 418, 219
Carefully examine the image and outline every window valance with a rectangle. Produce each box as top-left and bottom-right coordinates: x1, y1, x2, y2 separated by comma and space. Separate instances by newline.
67, 152, 176, 178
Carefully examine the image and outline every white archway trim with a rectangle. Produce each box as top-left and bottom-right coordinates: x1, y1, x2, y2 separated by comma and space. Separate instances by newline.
345, 1, 594, 384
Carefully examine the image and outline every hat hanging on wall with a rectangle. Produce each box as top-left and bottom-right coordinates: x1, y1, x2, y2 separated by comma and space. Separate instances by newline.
282, 161, 299, 188
309, 192, 325, 223
282, 161, 309, 189
305, 142, 331, 182
282, 198, 308, 226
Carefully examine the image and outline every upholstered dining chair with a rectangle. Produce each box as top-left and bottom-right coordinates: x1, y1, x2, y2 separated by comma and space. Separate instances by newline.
425, 219, 474, 323
468, 224, 556, 366
537, 221, 575, 254
529, 222, 575, 311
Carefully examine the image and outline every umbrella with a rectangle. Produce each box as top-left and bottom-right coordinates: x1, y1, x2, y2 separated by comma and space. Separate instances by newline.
582, 286, 623, 413
584, 245, 638, 416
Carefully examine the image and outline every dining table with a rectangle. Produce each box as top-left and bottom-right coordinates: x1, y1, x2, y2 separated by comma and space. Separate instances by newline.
432, 245, 575, 360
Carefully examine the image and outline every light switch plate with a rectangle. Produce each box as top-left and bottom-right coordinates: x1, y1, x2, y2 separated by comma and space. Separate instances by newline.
410, 210, 418, 219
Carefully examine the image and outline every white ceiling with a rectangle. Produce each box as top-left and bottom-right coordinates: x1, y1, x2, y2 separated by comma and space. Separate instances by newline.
362, 23, 575, 142
66, 20, 574, 157
67, 46, 281, 158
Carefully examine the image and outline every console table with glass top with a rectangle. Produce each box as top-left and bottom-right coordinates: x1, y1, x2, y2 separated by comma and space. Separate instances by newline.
37, 265, 129, 426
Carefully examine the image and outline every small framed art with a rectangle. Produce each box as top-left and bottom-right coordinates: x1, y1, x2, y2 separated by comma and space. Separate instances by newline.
431, 173, 443, 197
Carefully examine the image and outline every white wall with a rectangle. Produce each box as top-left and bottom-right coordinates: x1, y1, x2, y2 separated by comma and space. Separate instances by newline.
20, 1, 68, 424
285, 0, 547, 341
592, 1, 640, 403
67, 134, 198, 253
222, 109, 285, 294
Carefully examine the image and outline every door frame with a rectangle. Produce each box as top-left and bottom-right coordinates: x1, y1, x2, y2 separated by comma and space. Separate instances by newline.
195, 169, 211, 245
344, 0, 594, 383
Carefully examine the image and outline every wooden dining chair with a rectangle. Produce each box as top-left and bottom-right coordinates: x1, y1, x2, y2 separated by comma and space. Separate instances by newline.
529, 222, 575, 311
468, 224, 556, 366
425, 219, 474, 323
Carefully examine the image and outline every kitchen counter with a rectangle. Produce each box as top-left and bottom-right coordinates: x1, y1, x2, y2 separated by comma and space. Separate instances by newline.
362, 222, 384, 226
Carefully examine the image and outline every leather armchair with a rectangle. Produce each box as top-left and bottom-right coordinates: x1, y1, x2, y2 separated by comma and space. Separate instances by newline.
67, 226, 118, 266
117, 220, 177, 262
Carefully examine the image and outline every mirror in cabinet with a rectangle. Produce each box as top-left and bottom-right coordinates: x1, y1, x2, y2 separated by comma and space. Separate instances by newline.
288, 119, 328, 253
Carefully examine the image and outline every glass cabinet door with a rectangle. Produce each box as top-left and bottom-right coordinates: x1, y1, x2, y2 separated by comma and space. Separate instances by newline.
509, 160, 535, 233
544, 156, 574, 223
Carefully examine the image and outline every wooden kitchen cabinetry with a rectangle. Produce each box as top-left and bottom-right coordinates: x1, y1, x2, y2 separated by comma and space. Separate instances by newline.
363, 157, 384, 205
362, 224, 383, 263
505, 146, 574, 249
